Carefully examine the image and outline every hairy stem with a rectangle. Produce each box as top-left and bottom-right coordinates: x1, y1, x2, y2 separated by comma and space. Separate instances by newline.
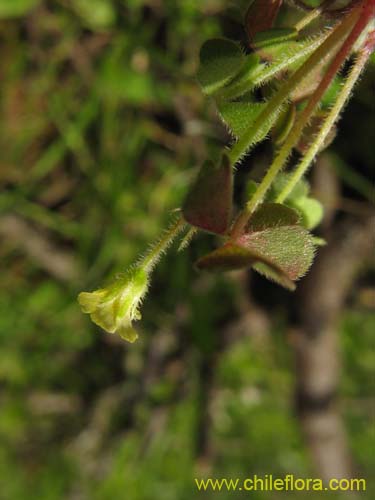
142, 217, 185, 272
231, 0, 372, 236
294, 0, 337, 32
228, 5, 359, 165
277, 48, 372, 203
218, 33, 327, 101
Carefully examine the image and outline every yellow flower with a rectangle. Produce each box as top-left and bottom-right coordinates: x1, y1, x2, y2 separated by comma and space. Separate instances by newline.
78, 267, 149, 342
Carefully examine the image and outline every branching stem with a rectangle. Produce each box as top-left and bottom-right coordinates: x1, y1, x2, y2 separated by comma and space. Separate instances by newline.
277, 48, 372, 202
230, 0, 373, 237
228, 5, 359, 166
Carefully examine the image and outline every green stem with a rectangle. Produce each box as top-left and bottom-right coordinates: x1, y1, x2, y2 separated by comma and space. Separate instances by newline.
294, 0, 337, 32
142, 217, 185, 272
228, 6, 358, 165
218, 33, 326, 101
277, 49, 371, 203
230, 1, 371, 236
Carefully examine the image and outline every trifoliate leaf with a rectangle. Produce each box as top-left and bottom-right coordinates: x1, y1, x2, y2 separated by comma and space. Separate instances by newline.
237, 225, 315, 282
197, 38, 245, 95
196, 202, 316, 290
182, 155, 233, 235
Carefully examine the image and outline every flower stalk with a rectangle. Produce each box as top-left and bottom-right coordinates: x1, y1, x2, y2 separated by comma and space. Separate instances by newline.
230, 0, 374, 237
228, 4, 360, 166
277, 43, 374, 202
78, 217, 185, 342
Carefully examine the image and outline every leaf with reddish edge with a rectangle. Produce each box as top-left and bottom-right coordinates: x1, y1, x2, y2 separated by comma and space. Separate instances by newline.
196, 242, 296, 290
252, 261, 296, 290
245, 0, 283, 43
195, 203, 315, 290
182, 155, 233, 235
237, 225, 315, 282
196, 241, 297, 290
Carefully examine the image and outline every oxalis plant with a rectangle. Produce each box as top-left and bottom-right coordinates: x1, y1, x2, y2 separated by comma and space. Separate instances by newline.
78, 0, 375, 343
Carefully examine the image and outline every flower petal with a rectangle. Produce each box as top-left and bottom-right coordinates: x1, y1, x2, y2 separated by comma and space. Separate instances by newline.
117, 324, 138, 343
78, 290, 106, 314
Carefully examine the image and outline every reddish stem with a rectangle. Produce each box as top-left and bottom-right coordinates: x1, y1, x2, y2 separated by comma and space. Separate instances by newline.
230, 0, 374, 238
297, 0, 374, 137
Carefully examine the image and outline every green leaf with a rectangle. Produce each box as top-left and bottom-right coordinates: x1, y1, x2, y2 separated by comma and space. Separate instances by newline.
196, 202, 316, 290
268, 173, 310, 202
0, 0, 40, 18
252, 29, 299, 63
259, 40, 303, 64
251, 261, 296, 290
246, 203, 300, 232
223, 53, 262, 91
197, 39, 245, 95
196, 242, 296, 290
182, 155, 233, 235
253, 28, 298, 50
289, 197, 324, 230
266, 174, 324, 229
218, 101, 266, 138
238, 225, 315, 282
196, 243, 265, 271
218, 98, 285, 149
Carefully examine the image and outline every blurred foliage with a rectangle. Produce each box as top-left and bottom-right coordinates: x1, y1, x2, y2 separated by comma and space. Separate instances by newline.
0, 1, 374, 499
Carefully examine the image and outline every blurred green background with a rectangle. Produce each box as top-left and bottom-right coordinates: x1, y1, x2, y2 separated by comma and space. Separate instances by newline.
0, 1, 374, 499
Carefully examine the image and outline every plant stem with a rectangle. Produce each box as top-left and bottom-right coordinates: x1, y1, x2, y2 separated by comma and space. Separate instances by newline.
277, 49, 372, 203
218, 33, 326, 101
228, 6, 358, 165
230, 0, 373, 236
142, 217, 185, 272
294, 0, 337, 32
